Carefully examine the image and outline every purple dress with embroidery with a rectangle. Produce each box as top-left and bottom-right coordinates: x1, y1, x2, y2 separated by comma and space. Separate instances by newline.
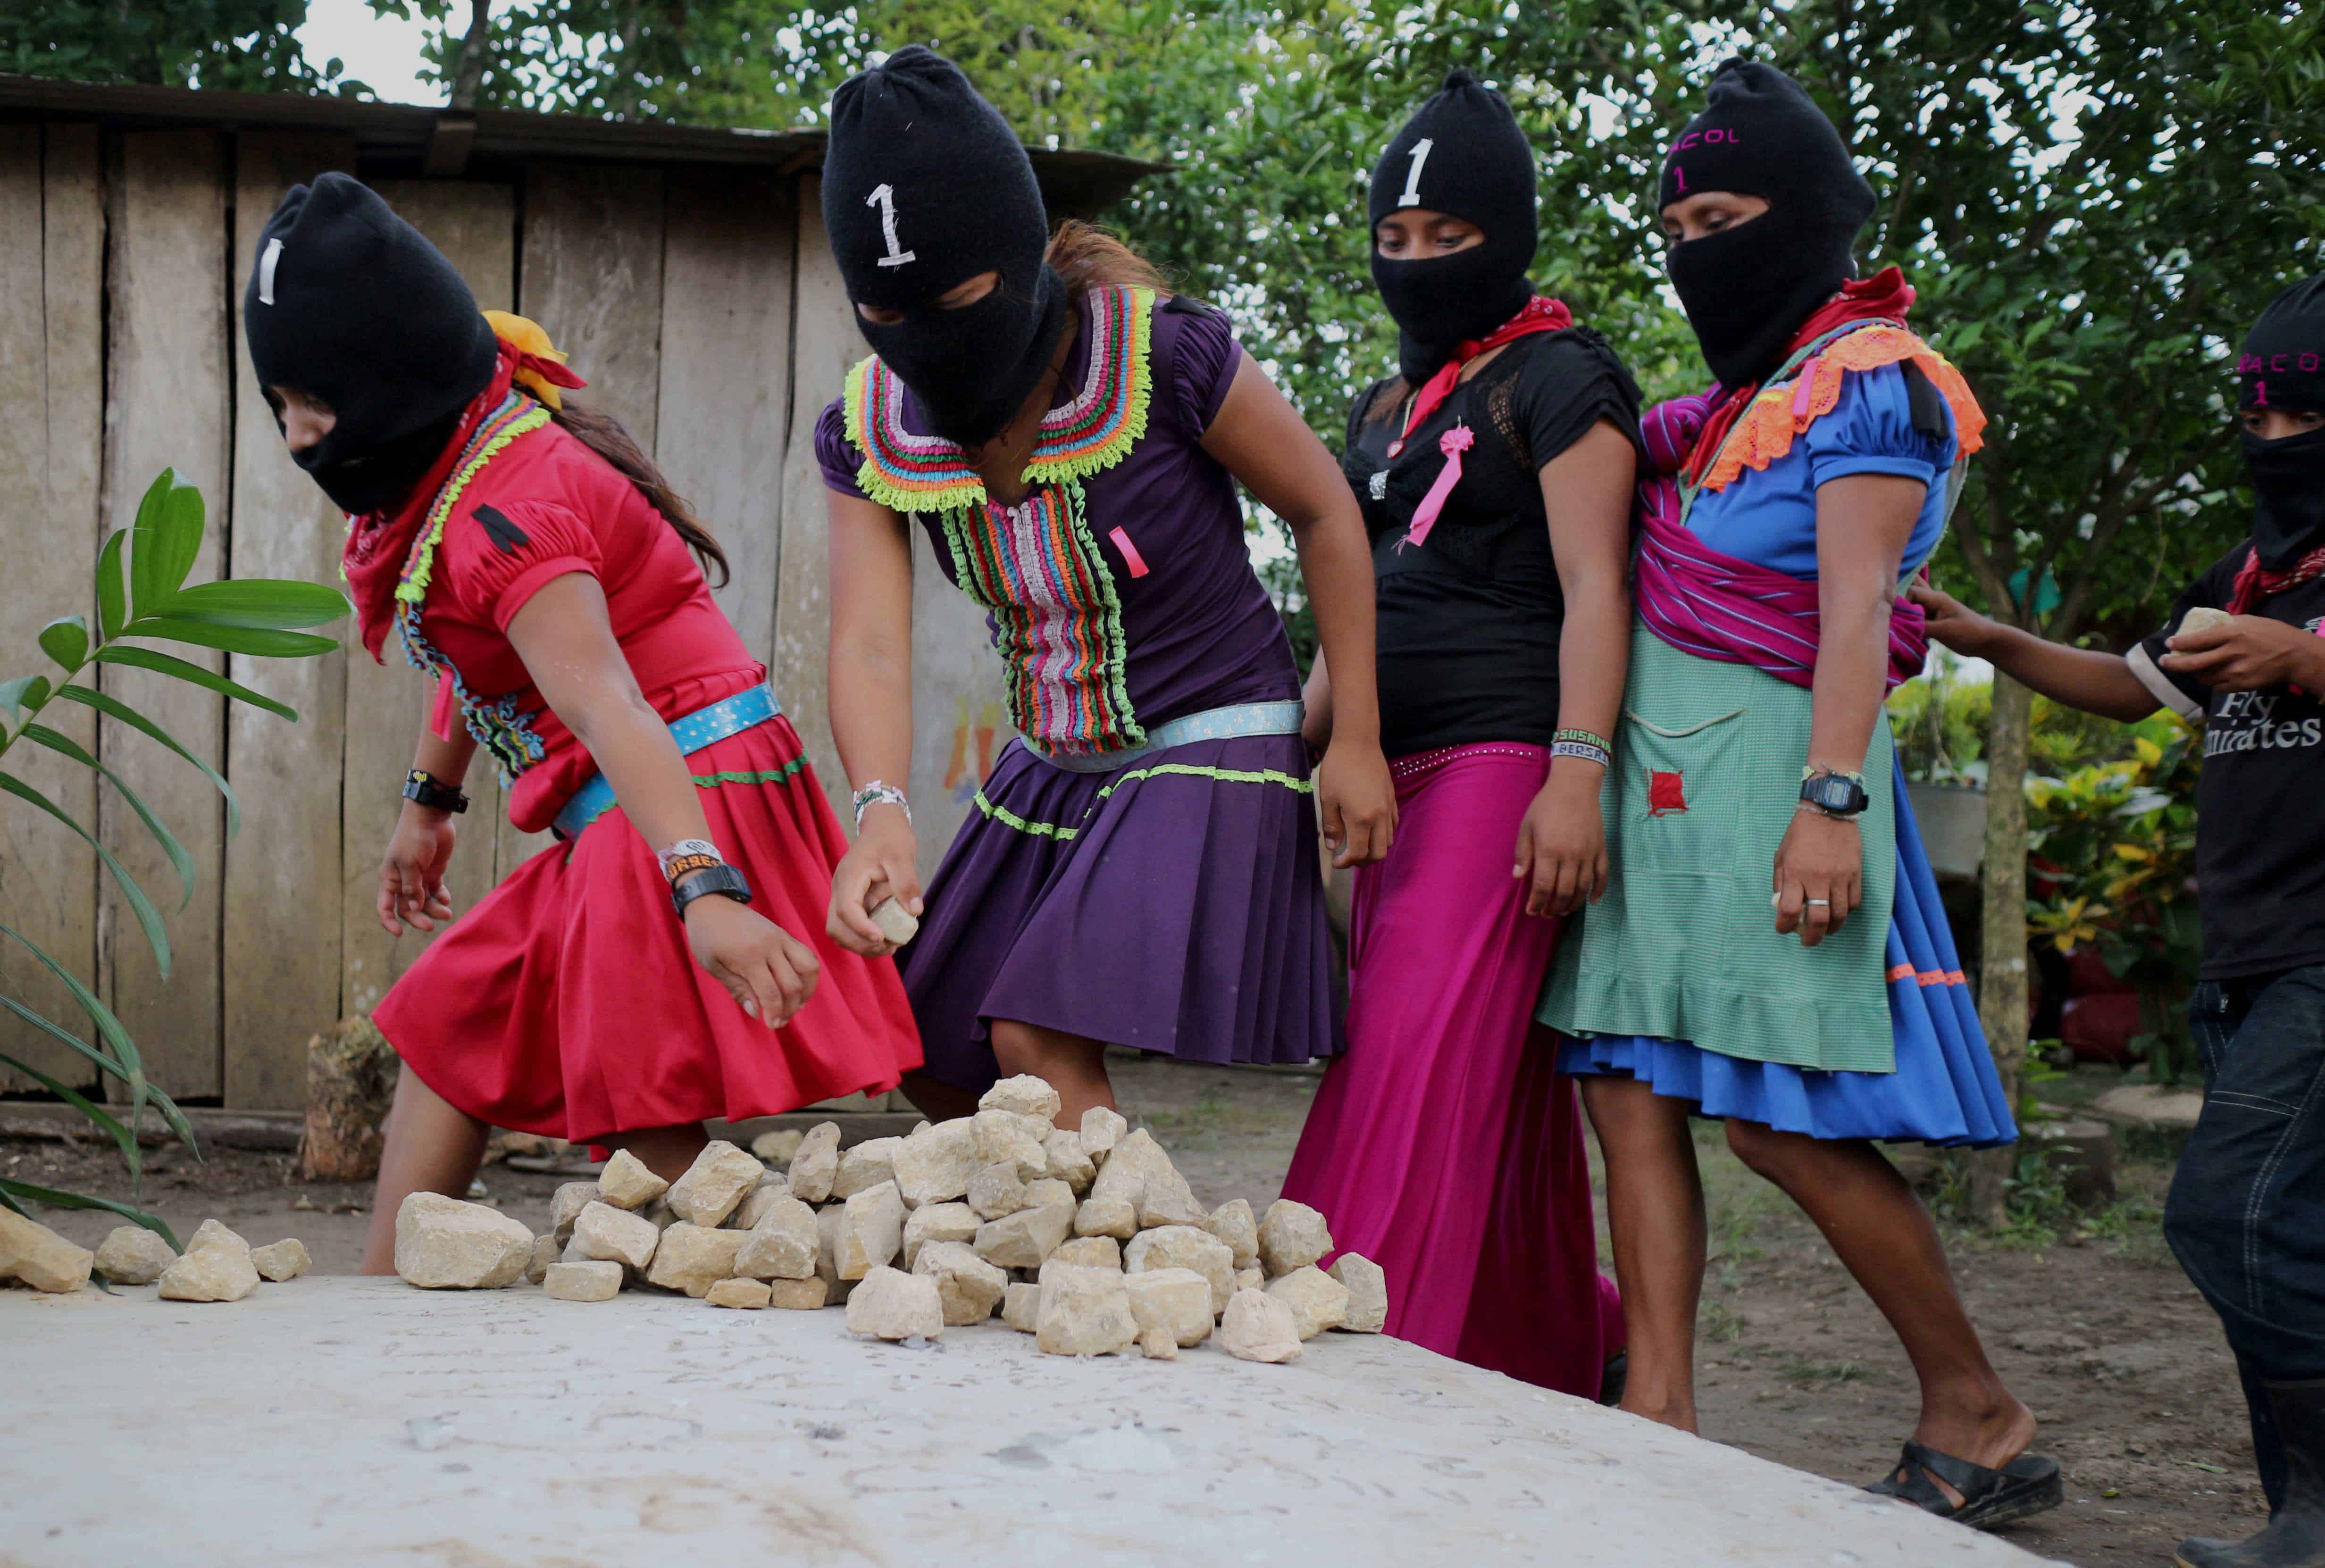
815, 285, 1337, 1091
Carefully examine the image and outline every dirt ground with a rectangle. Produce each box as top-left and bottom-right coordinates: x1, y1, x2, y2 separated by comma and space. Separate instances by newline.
7, 1054, 2254, 1567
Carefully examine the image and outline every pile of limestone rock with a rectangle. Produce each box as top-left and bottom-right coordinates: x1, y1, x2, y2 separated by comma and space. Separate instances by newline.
0, 1205, 309, 1300
394, 1074, 1385, 1363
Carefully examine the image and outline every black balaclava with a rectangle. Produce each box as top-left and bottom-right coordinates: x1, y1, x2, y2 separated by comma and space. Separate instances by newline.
823, 45, 1069, 448
1658, 58, 1877, 390
243, 173, 500, 514
1369, 68, 1539, 384
2237, 272, 2325, 569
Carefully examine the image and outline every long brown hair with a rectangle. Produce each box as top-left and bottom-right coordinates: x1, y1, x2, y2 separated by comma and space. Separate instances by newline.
1045, 219, 1169, 295
550, 402, 730, 588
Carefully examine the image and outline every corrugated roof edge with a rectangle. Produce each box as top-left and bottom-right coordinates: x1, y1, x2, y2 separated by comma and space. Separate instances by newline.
0, 73, 1164, 216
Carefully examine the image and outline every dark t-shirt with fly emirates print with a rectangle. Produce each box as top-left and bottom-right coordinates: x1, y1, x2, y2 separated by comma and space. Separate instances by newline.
2132, 540, 2325, 979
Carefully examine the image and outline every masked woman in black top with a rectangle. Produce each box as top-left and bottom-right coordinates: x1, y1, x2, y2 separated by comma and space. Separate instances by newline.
1279, 70, 1638, 1395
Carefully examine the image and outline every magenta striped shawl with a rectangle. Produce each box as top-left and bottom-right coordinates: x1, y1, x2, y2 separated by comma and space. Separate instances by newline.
1631, 393, 1929, 694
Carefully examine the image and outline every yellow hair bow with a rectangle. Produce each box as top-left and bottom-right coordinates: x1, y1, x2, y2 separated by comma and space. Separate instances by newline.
483, 309, 587, 411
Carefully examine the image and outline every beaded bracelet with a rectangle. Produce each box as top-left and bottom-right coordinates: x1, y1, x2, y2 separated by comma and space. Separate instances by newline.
1554, 727, 1613, 753
1550, 739, 1612, 768
851, 780, 911, 830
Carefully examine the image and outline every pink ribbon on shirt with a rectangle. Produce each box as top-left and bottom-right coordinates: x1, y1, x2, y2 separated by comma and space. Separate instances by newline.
1399, 424, 1475, 551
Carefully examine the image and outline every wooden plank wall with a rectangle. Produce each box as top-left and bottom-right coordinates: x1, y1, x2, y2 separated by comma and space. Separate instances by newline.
1, 137, 985, 1109
0, 124, 102, 1092
222, 132, 357, 1109
98, 130, 232, 1100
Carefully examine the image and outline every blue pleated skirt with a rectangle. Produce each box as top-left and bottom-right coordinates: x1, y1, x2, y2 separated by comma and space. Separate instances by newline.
1557, 755, 2016, 1148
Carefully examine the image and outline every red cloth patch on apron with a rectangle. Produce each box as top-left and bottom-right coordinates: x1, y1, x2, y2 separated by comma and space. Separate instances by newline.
1648, 770, 1687, 816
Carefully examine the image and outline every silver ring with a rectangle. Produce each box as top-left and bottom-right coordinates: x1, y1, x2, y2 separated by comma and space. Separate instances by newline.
1805, 898, 1832, 906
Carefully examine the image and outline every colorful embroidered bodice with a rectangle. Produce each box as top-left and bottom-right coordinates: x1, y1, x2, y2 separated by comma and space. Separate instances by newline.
843, 286, 1157, 756
382, 388, 555, 778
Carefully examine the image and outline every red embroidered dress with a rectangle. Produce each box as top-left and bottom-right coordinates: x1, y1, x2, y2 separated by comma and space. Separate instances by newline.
366, 362, 920, 1142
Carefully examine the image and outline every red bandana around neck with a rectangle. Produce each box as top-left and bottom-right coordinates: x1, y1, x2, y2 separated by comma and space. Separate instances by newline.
2229, 540, 2325, 615
1391, 294, 1575, 457
1684, 265, 1917, 487
342, 349, 520, 663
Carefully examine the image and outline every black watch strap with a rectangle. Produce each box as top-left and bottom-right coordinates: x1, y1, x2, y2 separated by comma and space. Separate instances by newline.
403, 769, 469, 814
1798, 770, 1870, 817
671, 863, 753, 919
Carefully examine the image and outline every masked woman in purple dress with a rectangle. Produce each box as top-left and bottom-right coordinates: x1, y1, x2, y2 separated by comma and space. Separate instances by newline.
811, 48, 1395, 1125
1277, 71, 1634, 1397
1535, 60, 2055, 1527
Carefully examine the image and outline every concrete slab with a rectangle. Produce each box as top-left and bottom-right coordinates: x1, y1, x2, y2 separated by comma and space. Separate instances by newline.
0, 1276, 2056, 1566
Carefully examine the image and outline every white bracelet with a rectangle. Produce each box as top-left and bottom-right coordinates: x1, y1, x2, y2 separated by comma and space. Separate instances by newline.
656, 838, 723, 879
851, 781, 910, 830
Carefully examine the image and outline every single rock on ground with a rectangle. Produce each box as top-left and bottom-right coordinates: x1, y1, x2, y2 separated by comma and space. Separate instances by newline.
845, 1265, 945, 1340
1330, 1252, 1387, 1333
975, 1201, 1074, 1271
249, 1238, 311, 1283
0, 1208, 94, 1294
891, 1118, 982, 1208
1203, 1198, 1259, 1270
979, 1074, 1062, 1122
544, 1260, 622, 1301
1139, 1327, 1179, 1360
967, 1160, 1028, 1220
394, 1194, 534, 1290
1257, 1198, 1333, 1277
1125, 1266, 1215, 1346
1074, 1193, 1137, 1240
550, 1181, 598, 1244
1268, 1264, 1351, 1339
836, 1181, 907, 1279
597, 1149, 669, 1211
749, 1127, 803, 1165
524, 1234, 559, 1285
665, 1140, 766, 1227
1220, 1287, 1304, 1363
1080, 1105, 1127, 1163
765, 1276, 829, 1310
832, 1136, 903, 1200
1042, 1129, 1096, 1194
1001, 1280, 1041, 1333
902, 1201, 979, 1269
1053, 1236, 1121, 1270
912, 1239, 1008, 1326
973, 1109, 1049, 1181
1124, 1225, 1236, 1314
727, 1175, 793, 1232
1036, 1261, 1139, 1357
92, 1225, 175, 1286
645, 1223, 747, 1297
573, 1200, 661, 1272
159, 1218, 262, 1303
706, 1276, 771, 1309
734, 1193, 819, 1280
787, 1121, 842, 1204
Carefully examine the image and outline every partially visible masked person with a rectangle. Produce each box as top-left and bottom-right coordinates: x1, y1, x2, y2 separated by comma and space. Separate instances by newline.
1534, 57, 2061, 1531
244, 173, 922, 1274
1277, 67, 1637, 1401
1918, 270, 2325, 1568
811, 46, 1396, 1128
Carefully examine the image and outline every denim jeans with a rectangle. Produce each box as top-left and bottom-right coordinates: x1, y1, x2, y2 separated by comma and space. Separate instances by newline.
2163, 964, 2325, 1509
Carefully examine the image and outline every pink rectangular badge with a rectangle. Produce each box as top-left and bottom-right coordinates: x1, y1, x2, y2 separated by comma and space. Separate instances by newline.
1108, 526, 1150, 578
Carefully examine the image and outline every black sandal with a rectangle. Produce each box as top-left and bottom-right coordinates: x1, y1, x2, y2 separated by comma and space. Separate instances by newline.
1865, 1440, 2063, 1530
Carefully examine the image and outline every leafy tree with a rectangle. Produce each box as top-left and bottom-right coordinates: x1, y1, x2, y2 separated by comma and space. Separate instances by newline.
0, 0, 372, 94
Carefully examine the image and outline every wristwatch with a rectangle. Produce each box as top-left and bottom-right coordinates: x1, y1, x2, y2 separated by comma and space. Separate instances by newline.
1798, 769, 1870, 818
671, 862, 753, 919
402, 768, 469, 814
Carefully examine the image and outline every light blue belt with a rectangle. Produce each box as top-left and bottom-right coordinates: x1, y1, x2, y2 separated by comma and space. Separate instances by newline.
1023, 699, 1306, 775
552, 681, 784, 839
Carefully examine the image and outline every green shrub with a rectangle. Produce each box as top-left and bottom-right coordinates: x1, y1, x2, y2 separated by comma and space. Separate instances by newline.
1, 470, 349, 1244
